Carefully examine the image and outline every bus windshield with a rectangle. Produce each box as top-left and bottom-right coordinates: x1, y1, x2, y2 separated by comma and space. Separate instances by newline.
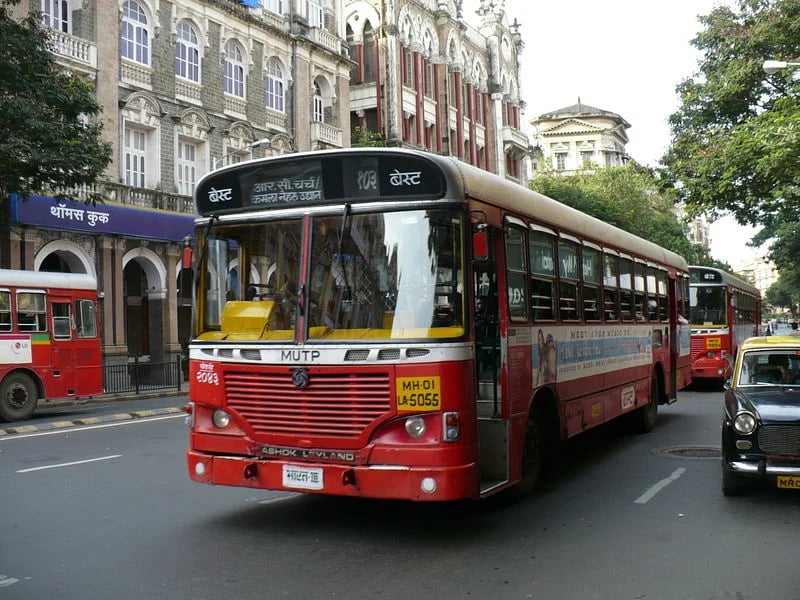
198, 208, 465, 341
689, 285, 727, 326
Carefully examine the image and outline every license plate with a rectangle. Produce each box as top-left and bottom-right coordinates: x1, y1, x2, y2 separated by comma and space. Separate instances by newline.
777, 476, 800, 489
282, 464, 323, 490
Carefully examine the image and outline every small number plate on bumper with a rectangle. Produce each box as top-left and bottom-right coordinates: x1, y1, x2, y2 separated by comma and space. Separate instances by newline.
777, 476, 800, 490
282, 464, 324, 490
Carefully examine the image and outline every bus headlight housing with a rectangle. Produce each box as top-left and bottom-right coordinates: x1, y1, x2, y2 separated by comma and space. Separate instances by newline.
733, 412, 757, 435
405, 416, 426, 439
212, 409, 231, 429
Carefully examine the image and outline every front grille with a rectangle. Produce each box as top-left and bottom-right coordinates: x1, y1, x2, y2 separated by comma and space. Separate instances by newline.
759, 425, 800, 456
690, 338, 707, 358
225, 370, 391, 439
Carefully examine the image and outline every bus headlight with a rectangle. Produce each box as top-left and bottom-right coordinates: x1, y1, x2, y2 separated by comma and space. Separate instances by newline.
212, 409, 231, 429
405, 416, 426, 439
733, 412, 757, 435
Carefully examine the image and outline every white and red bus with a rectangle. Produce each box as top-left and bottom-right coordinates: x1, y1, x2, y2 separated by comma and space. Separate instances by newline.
689, 265, 761, 382
0, 269, 103, 421
185, 148, 692, 501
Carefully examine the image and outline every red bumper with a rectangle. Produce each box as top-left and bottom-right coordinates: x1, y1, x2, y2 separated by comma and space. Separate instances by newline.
187, 450, 480, 502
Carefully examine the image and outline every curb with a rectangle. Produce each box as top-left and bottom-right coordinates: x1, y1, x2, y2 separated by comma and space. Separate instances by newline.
0, 406, 186, 437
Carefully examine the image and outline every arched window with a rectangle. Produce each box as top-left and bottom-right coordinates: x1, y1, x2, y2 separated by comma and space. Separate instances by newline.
312, 83, 324, 122
120, 0, 150, 66
175, 21, 200, 82
224, 40, 246, 98
265, 58, 284, 112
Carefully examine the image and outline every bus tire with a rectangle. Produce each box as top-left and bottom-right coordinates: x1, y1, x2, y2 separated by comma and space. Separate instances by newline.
517, 409, 546, 495
0, 372, 38, 422
631, 374, 659, 434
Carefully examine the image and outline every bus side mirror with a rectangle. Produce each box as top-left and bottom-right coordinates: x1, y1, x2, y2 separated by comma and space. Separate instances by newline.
473, 228, 489, 261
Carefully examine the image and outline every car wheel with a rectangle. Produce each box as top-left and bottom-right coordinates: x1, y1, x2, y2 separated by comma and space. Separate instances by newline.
722, 462, 749, 497
0, 372, 38, 422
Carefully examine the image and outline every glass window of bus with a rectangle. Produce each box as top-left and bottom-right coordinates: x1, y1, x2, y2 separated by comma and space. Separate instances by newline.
558, 238, 580, 322
646, 265, 659, 321
0, 290, 10, 332
582, 244, 601, 322
201, 222, 302, 332
633, 260, 646, 321
75, 299, 98, 338
307, 210, 464, 339
690, 282, 725, 326
619, 256, 634, 322
505, 223, 529, 322
656, 270, 668, 322
17, 291, 46, 331
602, 251, 619, 322
52, 303, 72, 339
528, 228, 555, 322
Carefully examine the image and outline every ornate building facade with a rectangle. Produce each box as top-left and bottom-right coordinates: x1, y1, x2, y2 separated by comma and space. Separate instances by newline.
7, 0, 351, 366
345, 0, 529, 180
530, 100, 631, 174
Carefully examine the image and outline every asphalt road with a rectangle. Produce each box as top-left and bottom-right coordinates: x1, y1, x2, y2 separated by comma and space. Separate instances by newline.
2, 387, 799, 600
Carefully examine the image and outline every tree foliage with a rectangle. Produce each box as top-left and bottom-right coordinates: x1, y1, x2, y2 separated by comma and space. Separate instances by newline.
351, 126, 385, 147
0, 0, 112, 203
664, 0, 800, 226
528, 164, 729, 268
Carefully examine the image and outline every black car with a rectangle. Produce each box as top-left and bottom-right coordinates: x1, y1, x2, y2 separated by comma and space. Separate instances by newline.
721, 336, 800, 496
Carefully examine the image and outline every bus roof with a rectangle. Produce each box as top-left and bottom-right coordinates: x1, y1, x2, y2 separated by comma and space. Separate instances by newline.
688, 265, 761, 297
0, 269, 97, 291
198, 147, 689, 272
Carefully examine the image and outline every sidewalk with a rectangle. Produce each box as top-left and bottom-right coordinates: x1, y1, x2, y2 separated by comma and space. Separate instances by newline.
0, 382, 190, 437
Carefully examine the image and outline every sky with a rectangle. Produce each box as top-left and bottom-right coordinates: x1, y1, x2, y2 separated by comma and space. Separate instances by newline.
461, 0, 763, 267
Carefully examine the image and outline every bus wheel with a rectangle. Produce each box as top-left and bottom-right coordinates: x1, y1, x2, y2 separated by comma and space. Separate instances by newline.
631, 374, 659, 434
517, 410, 545, 495
0, 373, 38, 422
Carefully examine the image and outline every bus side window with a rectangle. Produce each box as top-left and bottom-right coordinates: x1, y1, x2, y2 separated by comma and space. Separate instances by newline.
17, 292, 46, 332
75, 299, 98, 338
52, 303, 72, 339
0, 291, 11, 332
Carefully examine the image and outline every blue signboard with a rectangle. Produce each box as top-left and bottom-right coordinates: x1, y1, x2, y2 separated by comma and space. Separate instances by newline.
10, 194, 195, 242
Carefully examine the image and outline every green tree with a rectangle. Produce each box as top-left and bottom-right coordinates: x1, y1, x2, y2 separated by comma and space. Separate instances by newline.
529, 164, 718, 265
663, 0, 800, 274
0, 0, 112, 263
351, 126, 384, 147
765, 273, 800, 317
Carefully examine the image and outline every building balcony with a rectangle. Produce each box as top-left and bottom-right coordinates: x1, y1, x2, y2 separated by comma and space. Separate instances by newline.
311, 121, 342, 148
502, 125, 529, 153
121, 60, 152, 90
48, 29, 97, 76
260, 8, 289, 32
350, 83, 378, 112
307, 27, 341, 55
56, 181, 194, 216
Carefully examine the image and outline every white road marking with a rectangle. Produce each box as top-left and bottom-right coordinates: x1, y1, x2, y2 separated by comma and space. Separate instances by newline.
635, 467, 687, 504
258, 494, 301, 505
17, 454, 122, 473
0, 575, 20, 587
0, 413, 184, 442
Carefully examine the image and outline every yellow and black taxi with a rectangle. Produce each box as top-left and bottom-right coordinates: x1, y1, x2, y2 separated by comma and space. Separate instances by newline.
722, 335, 800, 496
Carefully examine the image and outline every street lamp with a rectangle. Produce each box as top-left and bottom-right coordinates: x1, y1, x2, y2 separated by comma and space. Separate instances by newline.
763, 59, 800, 74
212, 137, 271, 169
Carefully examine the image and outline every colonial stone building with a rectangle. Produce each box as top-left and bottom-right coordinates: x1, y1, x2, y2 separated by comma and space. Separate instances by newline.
530, 99, 631, 174
7, 0, 351, 366
345, 0, 529, 180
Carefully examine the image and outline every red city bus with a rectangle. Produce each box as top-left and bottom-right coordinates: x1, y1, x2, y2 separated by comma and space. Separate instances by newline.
689, 265, 761, 382
185, 148, 692, 501
0, 269, 103, 421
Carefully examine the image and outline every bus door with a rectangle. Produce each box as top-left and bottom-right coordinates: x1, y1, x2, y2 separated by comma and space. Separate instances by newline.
472, 223, 509, 492
49, 297, 76, 398
668, 277, 679, 400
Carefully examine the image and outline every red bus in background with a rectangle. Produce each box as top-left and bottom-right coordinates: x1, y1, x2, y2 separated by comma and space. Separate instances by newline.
689, 265, 761, 383
186, 148, 692, 501
0, 269, 103, 421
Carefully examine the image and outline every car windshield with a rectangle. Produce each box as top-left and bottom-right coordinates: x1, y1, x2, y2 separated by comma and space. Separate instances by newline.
737, 350, 800, 386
